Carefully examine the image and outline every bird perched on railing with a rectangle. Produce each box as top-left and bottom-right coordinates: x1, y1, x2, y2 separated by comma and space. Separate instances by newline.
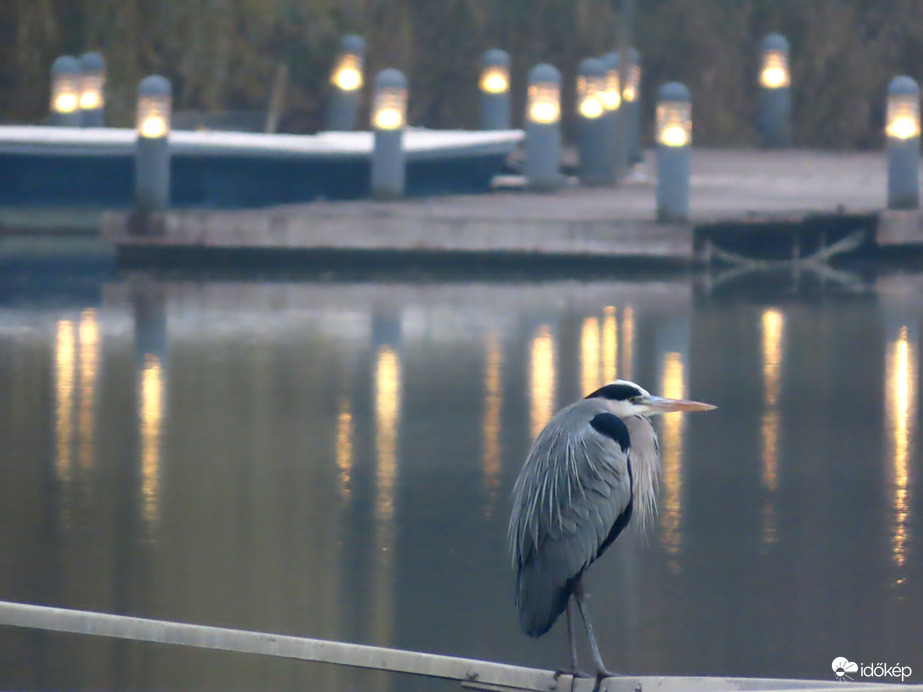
509, 379, 716, 683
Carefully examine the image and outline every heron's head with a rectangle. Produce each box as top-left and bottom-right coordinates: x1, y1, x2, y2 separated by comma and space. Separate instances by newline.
586, 379, 717, 417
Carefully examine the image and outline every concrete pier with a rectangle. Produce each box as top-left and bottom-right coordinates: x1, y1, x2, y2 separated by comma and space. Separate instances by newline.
75, 148, 923, 264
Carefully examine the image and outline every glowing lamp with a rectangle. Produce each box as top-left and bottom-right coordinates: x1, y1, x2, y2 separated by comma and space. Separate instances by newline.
601, 52, 621, 111
760, 34, 790, 89
527, 64, 561, 125
480, 49, 512, 131
330, 35, 365, 92
50, 56, 81, 118
656, 83, 692, 148
136, 75, 171, 139
622, 49, 641, 102
372, 69, 407, 131
78, 52, 105, 111
577, 58, 606, 119
886, 77, 921, 140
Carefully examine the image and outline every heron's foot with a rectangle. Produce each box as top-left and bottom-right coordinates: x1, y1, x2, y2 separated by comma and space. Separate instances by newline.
592, 668, 620, 691
554, 666, 592, 680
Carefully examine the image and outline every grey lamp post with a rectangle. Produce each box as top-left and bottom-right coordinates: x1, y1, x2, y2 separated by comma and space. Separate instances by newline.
525, 63, 562, 191
50, 56, 82, 127
325, 35, 366, 131
576, 58, 609, 186
480, 49, 512, 130
601, 51, 622, 183
135, 75, 172, 215
758, 34, 791, 149
886, 76, 921, 210
621, 48, 642, 163
370, 68, 408, 199
655, 82, 692, 222
78, 51, 106, 127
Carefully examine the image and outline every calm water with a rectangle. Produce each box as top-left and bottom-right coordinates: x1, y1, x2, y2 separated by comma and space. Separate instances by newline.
0, 267, 921, 691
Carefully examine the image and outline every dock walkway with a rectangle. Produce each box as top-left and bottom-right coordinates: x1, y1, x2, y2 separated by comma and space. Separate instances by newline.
101, 148, 922, 265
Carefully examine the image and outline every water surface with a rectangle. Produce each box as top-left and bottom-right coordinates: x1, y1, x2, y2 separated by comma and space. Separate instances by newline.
0, 267, 920, 691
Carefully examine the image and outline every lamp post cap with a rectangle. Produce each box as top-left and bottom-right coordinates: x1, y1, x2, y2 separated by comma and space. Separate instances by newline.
51, 55, 80, 76
578, 57, 607, 77
529, 63, 560, 84
138, 75, 172, 97
889, 75, 920, 96
659, 82, 691, 102
762, 33, 790, 52
79, 51, 105, 71
602, 51, 620, 69
375, 68, 407, 89
340, 34, 366, 54
482, 48, 510, 67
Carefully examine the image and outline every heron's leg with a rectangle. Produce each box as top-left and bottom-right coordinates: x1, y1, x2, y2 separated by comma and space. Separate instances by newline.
573, 579, 614, 679
566, 598, 581, 674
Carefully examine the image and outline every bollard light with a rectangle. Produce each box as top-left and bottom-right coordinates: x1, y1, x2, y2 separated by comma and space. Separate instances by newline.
50, 56, 82, 127
136, 75, 172, 139
79, 51, 106, 127
576, 58, 609, 185
656, 86, 692, 148
135, 75, 172, 216
526, 66, 561, 126
656, 82, 692, 222
524, 63, 562, 191
480, 49, 511, 130
600, 51, 622, 183
758, 33, 791, 148
370, 69, 408, 199
886, 76, 921, 210
325, 35, 366, 131
621, 48, 641, 104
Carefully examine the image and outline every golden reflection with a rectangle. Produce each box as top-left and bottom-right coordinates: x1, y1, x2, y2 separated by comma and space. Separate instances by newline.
139, 354, 164, 528
483, 333, 503, 512
621, 307, 634, 380
581, 317, 601, 395
530, 326, 556, 441
603, 306, 618, 383
761, 309, 785, 407
335, 400, 353, 504
373, 344, 402, 649
55, 320, 76, 484
659, 352, 685, 571
77, 309, 99, 470
760, 308, 785, 546
885, 326, 917, 568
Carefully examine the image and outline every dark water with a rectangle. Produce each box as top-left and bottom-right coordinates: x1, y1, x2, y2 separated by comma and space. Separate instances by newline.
0, 267, 921, 691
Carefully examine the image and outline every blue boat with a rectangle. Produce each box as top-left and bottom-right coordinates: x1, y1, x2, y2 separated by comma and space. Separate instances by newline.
0, 126, 523, 209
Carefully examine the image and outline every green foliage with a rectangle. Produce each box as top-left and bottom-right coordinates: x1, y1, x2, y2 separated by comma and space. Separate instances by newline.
2, 0, 921, 148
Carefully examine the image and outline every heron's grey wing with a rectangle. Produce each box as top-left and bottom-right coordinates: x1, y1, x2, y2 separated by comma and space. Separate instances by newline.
511, 409, 633, 637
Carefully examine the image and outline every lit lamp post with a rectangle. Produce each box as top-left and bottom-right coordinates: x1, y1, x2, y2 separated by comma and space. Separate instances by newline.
135, 75, 172, 217
758, 33, 791, 149
325, 35, 366, 131
886, 76, 921, 210
50, 55, 82, 127
602, 51, 622, 183
576, 58, 609, 185
655, 82, 692, 222
370, 68, 407, 199
78, 51, 106, 127
621, 48, 642, 164
525, 63, 562, 191
480, 49, 511, 130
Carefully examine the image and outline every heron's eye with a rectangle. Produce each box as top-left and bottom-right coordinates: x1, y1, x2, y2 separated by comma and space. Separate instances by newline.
629, 396, 642, 404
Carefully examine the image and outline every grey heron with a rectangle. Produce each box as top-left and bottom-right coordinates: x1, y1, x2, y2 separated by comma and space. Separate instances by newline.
509, 379, 716, 680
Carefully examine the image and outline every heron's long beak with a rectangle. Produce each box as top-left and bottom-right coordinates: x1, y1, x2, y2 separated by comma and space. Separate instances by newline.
644, 396, 717, 414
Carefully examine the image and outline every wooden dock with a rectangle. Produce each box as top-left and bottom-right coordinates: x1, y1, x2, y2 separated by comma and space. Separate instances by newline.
98, 148, 923, 266
0, 600, 917, 692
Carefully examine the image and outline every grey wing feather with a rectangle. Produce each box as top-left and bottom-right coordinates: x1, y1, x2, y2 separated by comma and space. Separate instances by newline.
508, 400, 633, 637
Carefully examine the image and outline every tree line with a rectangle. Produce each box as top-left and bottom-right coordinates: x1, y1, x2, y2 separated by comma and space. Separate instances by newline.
2, 0, 921, 149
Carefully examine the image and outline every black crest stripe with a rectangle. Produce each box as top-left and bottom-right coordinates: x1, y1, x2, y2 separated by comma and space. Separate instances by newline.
586, 383, 642, 401
589, 412, 630, 452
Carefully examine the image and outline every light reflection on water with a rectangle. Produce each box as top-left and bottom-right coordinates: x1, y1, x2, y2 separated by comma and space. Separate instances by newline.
0, 274, 922, 691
